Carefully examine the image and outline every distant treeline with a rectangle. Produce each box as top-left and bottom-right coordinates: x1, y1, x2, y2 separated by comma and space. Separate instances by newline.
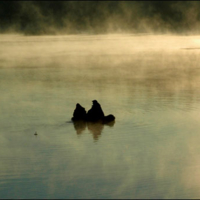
1, 1, 200, 35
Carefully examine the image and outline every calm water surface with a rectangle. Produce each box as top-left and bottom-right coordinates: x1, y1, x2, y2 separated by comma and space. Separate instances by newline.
1, 34, 200, 198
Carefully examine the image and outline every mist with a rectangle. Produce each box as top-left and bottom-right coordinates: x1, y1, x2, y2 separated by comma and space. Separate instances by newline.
2, 1, 200, 199
1, 1, 200, 35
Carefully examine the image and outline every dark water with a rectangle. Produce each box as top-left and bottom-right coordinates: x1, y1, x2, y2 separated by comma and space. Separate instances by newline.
1, 34, 200, 198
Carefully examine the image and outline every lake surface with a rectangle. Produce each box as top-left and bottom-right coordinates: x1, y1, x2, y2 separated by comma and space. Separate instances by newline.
1, 34, 200, 199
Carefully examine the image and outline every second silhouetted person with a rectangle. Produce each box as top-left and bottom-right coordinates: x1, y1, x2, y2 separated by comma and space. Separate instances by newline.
86, 100, 105, 122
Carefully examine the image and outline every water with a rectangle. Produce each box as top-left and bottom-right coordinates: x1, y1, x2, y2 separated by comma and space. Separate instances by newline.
0, 34, 200, 198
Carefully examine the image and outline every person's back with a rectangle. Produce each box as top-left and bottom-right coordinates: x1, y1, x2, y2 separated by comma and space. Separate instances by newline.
87, 100, 104, 121
72, 103, 87, 121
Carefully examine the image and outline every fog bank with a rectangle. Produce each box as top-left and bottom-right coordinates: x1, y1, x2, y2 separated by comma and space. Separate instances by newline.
1, 1, 200, 35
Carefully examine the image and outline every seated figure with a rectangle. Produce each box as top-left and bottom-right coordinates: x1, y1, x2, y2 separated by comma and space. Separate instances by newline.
71, 103, 87, 121
86, 100, 105, 122
87, 100, 115, 123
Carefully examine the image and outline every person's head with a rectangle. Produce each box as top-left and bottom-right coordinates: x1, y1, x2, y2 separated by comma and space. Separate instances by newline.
92, 100, 98, 105
76, 103, 81, 108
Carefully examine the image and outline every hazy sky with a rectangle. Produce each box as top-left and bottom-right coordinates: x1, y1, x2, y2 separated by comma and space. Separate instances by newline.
1, 1, 200, 35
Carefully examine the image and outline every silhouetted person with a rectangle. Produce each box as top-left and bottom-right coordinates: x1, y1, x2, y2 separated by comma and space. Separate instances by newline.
71, 103, 87, 121
87, 100, 105, 122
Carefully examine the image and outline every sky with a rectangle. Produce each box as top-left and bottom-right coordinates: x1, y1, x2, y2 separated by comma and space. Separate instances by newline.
1, 1, 200, 35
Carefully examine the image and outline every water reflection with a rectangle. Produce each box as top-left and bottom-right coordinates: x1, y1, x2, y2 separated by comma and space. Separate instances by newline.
73, 120, 115, 141
73, 120, 87, 135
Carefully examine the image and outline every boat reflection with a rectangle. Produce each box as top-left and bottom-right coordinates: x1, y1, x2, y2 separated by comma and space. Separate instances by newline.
73, 120, 115, 141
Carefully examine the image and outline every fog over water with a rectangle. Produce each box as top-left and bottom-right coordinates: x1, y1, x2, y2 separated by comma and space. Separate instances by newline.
2, 1, 200, 35
0, 33, 200, 198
